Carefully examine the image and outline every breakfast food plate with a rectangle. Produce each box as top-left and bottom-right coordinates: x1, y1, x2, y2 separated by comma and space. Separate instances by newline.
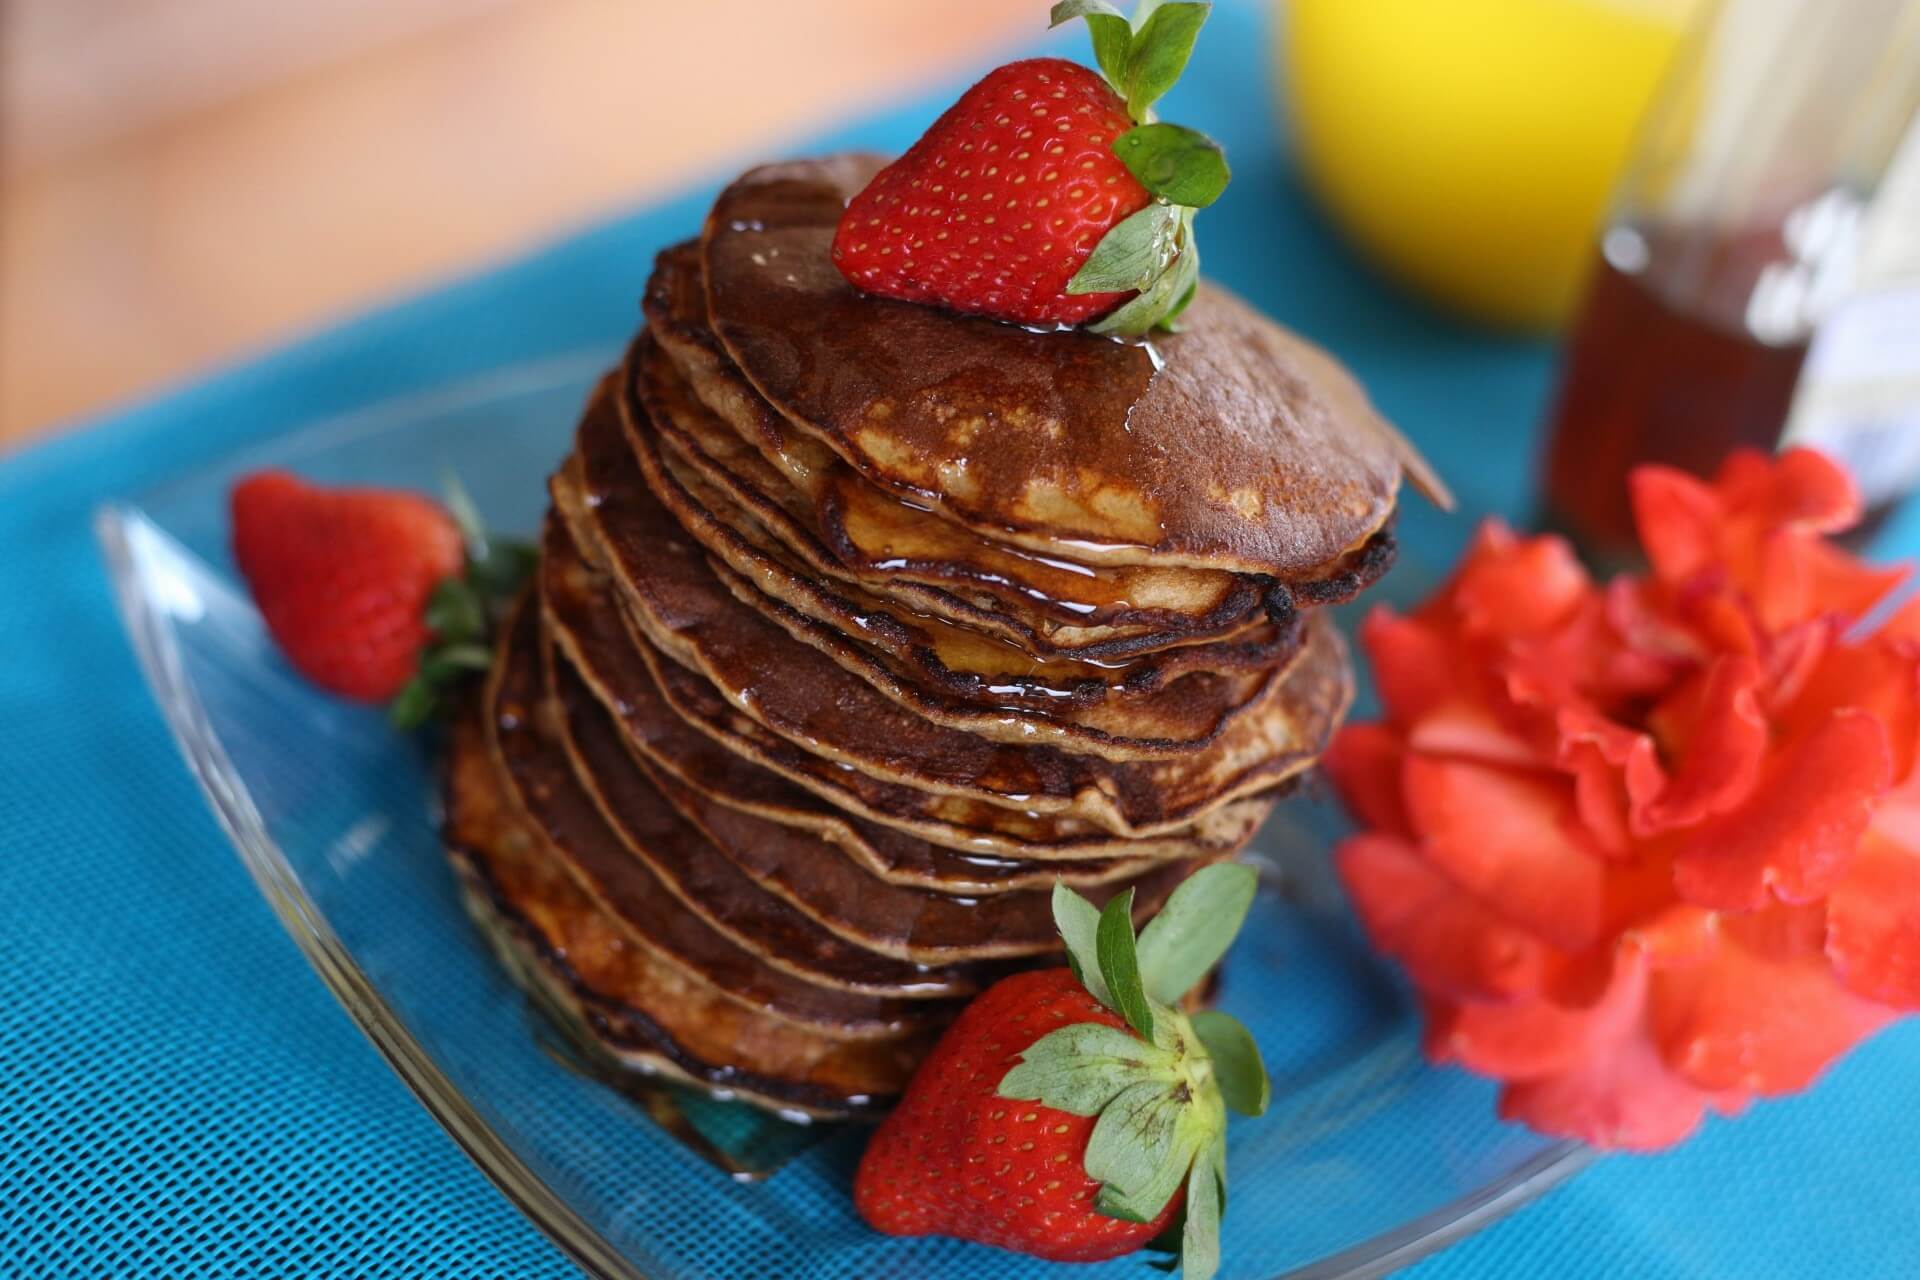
89, 3, 1605, 1272
97, 349, 1588, 1280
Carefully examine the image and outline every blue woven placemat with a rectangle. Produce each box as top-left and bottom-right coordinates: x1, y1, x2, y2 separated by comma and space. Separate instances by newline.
4, 4, 1918, 1275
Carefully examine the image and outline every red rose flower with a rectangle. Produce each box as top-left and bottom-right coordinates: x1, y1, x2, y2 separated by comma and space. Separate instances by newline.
1327, 449, 1920, 1150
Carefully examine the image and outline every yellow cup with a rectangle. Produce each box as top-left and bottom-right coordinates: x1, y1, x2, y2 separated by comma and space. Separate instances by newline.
1280, 0, 1703, 332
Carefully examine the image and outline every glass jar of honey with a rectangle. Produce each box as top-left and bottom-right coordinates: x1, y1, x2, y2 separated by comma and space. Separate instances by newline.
1540, 0, 1920, 561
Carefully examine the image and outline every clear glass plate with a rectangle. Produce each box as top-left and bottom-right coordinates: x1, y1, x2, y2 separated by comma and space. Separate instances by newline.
95, 351, 1592, 1280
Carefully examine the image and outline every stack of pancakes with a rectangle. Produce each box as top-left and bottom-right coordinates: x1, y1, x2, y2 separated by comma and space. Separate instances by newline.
444, 155, 1424, 1120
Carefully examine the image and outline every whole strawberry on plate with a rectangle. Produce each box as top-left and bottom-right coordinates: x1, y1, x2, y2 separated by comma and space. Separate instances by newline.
832, 0, 1229, 334
230, 470, 531, 725
856, 863, 1270, 1280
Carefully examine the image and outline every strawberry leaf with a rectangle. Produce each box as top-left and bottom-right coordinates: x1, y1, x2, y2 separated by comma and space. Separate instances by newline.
1096, 888, 1155, 1041
1114, 124, 1230, 208
420, 643, 493, 681
442, 470, 489, 556
1049, 0, 1133, 89
469, 538, 537, 603
1090, 215, 1198, 337
1068, 202, 1180, 294
1180, 1155, 1223, 1280
999, 1022, 1174, 1115
1095, 1182, 1159, 1225
1085, 1080, 1189, 1210
1121, 1, 1210, 119
1162, 272, 1201, 330
1136, 862, 1258, 1004
1019, 865, 1257, 1277
391, 475, 536, 730
426, 577, 486, 644
1052, 0, 1228, 337
1053, 882, 1116, 1009
388, 676, 441, 730
1190, 1010, 1270, 1117
1093, 1101, 1207, 1228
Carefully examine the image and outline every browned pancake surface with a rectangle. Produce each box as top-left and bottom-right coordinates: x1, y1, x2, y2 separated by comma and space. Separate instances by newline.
633, 332, 1305, 702
623, 369, 1288, 759
445, 713, 932, 1115
646, 243, 1284, 649
549, 637, 1201, 963
702, 155, 1405, 576
557, 387, 1350, 836
540, 510, 1271, 866
489, 601, 989, 1004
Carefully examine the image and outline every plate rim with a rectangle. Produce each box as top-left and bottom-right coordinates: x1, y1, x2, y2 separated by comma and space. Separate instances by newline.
97, 501, 650, 1280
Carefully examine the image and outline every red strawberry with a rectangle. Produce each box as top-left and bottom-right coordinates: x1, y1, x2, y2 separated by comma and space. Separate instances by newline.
833, 3, 1229, 334
231, 470, 463, 702
833, 58, 1150, 327
856, 969, 1181, 1261
854, 866, 1272, 1280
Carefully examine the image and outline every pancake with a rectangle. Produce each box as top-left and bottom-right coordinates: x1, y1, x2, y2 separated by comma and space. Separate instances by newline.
633, 336, 1305, 707
548, 634, 1203, 964
618, 372, 1291, 759
702, 155, 1425, 577
553, 410, 1351, 837
438, 147, 1424, 1119
646, 242, 1290, 649
541, 495, 1273, 864
538, 524, 1160, 891
445, 714, 929, 1117
489, 600, 991, 1004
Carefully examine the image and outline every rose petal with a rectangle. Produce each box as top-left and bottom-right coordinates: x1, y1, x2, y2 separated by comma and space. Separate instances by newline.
1869, 776, 1920, 851
1633, 465, 1724, 585
1756, 529, 1908, 632
1555, 706, 1670, 854
1361, 608, 1454, 727
1429, 945, 1646, 1081
1563, 737, 1632, 854
1335, 834, 1555, 1000
1603, 578, 1708, 674
1758, 618, 1834, 715
1681, 582, 1764, 658
1405, 699, 1541, 770
1778, 635, 1920, 783
1498, 1018, 1732, 1152
1503, 627, 1607, 733
1626, 902, 1718, 965
1454, 529, 1591, 639
1827, 834, 1920, 1009
1727, 447, 1862, 535
1672, 709, 1892, 910
1651, 907, 1896, 1095
1635, 655, 1767, 833
1403, 755, 1607, 950
1324, 724, 1411, 838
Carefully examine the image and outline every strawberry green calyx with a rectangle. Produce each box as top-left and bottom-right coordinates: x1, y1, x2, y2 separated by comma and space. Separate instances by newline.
1049, 0, 1228, 335
1000, 863, 1269, 1280
389, 476, 536, 728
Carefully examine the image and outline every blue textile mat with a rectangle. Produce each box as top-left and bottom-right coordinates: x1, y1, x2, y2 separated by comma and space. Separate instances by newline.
3, 3, 1917, 1275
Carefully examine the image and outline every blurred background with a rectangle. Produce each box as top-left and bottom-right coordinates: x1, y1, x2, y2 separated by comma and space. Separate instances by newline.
0, 0, 1038, 444
6, 0, 1915, 536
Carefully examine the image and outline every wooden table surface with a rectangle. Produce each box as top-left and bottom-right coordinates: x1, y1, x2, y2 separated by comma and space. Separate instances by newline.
1, 0, 1034, 447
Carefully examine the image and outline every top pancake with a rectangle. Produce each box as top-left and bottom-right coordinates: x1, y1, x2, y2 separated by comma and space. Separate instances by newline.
703, 153, 1409, 577
644, 242, 1281, 648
